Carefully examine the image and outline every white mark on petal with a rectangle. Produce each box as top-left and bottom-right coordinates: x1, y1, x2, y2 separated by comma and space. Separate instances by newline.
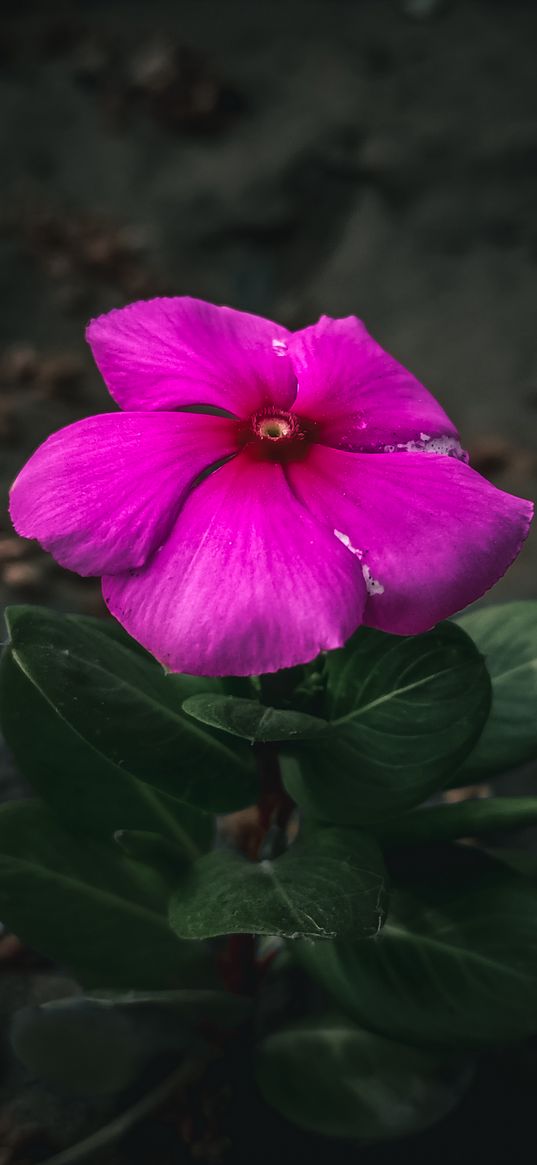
361, 563, 385, 596
272, 338, 288, 356
334, 530, 384, 596
383, 433, 467, 460
334, 528, 362, 557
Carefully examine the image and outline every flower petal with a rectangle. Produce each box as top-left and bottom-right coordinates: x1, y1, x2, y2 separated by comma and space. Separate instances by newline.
87, 297, 296, 417
287, 445, 533, 634
10, 412, 240, 576
103, 454, 367, 676
288, 316, 461, 454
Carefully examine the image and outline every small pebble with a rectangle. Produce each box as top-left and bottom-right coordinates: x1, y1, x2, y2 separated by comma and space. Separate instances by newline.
0, 536, 30, 563
2, 561, 46, 592
469, 436, 536, 480
0, 402, 19, 443
0, 346, 38, 385
38, 353, 85, 397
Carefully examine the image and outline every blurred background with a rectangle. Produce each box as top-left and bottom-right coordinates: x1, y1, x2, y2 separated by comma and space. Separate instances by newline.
1, 0, 536, 616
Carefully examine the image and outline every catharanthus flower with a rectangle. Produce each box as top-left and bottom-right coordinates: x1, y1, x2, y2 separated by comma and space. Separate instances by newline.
10, 299, 533, 675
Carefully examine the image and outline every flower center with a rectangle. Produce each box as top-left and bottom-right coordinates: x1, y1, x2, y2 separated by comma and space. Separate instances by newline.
253, 410, 299, 442
240, 408, 315, 462
260, 418, 290, 439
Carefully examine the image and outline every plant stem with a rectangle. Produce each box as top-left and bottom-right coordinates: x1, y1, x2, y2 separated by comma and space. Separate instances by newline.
255, 743, 295, 838
40, 1057, 209, 1165
220, 932, 257, 995
221, 744, 296, 994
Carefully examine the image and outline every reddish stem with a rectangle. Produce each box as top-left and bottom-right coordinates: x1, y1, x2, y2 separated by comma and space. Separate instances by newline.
219, 933, 257, 996
221, 744, 295, 994
256, 744, 295, 841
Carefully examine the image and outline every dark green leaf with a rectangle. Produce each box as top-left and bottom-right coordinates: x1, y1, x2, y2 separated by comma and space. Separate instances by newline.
283, 623, 491, 826
0, 801, 214, 990
169, 827, 387, 940
71, 613, 159, 661
183, 694, 328, 742
12, 988, 248, 1096
2, 604, 257, 815
456, 601, 537, 777
378, 795, 537, 846
296, 849, 537, 1047
11, 998, 151, 1095
114, 829, 196, 872
0, 647, 211, 852
86, 988, 251, 1027
75, 612, 249, 702
484, 847, 537, 879
256, 1013, 473, 1141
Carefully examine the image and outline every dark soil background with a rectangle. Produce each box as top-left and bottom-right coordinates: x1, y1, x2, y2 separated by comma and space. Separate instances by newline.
0, 1, 536, 1162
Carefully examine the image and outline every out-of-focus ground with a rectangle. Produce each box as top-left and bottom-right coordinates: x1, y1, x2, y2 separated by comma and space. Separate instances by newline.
1, 0, 537, 617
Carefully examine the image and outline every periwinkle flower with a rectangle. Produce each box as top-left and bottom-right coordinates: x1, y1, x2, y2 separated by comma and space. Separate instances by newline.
10, 299, 533, 675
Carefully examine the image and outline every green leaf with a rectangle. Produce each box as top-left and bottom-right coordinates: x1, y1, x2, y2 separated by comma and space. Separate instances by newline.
296, 848, 537, 1048
378, 795, 537, 846
485, 847, 537, 879
0, 801, 214, 990
183, 694, 328, 742
456, 601, 537, 777
67, 613, 253, 703
11, 998, 154, 1095
86, 988, 251, 1027
70, 613, 159, 661
114, 829, 196, 872
256, 1013, 473, 1141
12, 988, 248, 1096
169, 827, 387, 941
0, 647, 211, 853
283, 623, 491, 826
1, 604, 257, 815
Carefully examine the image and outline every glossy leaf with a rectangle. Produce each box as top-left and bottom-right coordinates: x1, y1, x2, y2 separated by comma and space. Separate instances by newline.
297, 849, 537, 1048
169, 827, 387, 941
183, 694, 328, 742
1, 605, 257, 815
283, 623, 491, 825
72, 615, 255, 701
71, 613, 158, 661
456, 601, 537, 777
256, 1013, 472, 1141
378, 796, 537, 846
0, 647, 211, 853
0, 801, 214, 990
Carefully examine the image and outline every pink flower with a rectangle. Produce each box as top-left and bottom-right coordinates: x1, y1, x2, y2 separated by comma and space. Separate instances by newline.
10, 299, 533, 675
